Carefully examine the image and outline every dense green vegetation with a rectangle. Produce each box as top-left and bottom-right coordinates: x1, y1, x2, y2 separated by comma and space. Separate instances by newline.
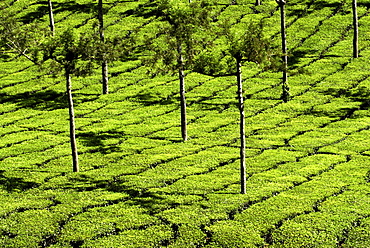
1, 0, 370, 247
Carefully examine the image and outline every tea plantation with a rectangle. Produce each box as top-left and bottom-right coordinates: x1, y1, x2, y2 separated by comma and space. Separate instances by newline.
1, 0, 370, 247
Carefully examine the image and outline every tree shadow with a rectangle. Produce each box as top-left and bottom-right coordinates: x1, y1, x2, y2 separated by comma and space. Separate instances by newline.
0, 170, 40, 192
59, 173, 173, 214
0, 53, 12, 61
0, 91, 99, 111
309, 1, 344, 11
196, 101, 235, 112
73, 93, 100, 105
313, 86, 370, 118
286, 6, 314, 17
0, 90, 99, 111
78, 130, 125, 154
286, 0, 346, 17
358, 2, 370, 8
320, 86, 370, 102
101, 180, 178, 214
19, 0, 96, 24
130, 92, 176, 106
19, 2, 48, 23
287, 0, 345, 17
288, 49, 317, 68
119, 1, 166, 19
0, 90, 67, 110
288, 50, 307, 67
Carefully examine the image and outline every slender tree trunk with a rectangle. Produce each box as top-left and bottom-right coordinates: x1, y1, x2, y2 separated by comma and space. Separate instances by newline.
47, 0, 55, 35
66, 70, 79, 172
102, 61, 109, 94
178, 45, 187, 142
256, 0, 261, 6
98, 0, 109, 94
236, 57, 246, 194
278, 0, 290, 102
352, 0, 358, 58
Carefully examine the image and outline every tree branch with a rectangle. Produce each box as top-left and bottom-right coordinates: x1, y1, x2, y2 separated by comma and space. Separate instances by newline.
5, 41, 38, 64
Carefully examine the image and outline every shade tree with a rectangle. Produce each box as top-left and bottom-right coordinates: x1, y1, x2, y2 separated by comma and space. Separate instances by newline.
143, 0, 215, 142
220, 20, 276, 194
1, 12, 126, 172
352, 0, 358, 58
42, 30, 104, 172
276, 0, 290, 102
48, 0, 55, 35
0, 15, 83, 172
97, 0, 109, 94
0, 11, 47, 63
41, 27, 129, 171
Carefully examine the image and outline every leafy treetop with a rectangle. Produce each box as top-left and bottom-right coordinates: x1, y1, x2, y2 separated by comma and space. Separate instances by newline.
143, 0, 216, 74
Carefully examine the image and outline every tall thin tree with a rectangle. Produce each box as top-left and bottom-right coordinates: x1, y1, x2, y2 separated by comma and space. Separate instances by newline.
65, 69, 79, 172
48, 0, 55, 35
144, 0, 214, 142
222, 21, 274, 194
177, 44, 187, 141
0, 19, 82, 171
42, 30, 109, 172
276, 0, 290, 102
98, 0, 109, 94
1, 14, 123, 172
43, 31, 94, 172
236, 54, 246, 194
352, 0, 358, 58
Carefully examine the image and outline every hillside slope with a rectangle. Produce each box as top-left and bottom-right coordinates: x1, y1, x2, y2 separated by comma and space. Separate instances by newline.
1, 0, 370, 247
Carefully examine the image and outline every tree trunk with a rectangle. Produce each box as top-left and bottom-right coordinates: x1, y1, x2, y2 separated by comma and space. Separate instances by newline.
256, 0, 261, 6
352, 0, 358, 58
102, 61, 109, 94
278, 0, 290, 102
178, 45, 187, 142
98, 0, 109, 94
66, 70, 79, 172
236, 57, 246, 194
48, 0, 55, 35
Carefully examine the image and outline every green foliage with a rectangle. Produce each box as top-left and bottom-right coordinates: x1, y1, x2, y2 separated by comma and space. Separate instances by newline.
83, 225, 173, 247
143, 0, 216, 74
344, 217, 370, 248
221, 19, 279, 68
193, 48, 235, 75
167, 224, 206, 247
0, 209, 62, 248
41, 29, 98, 76
0, 10, 49, 63
207, 220, 264, 247
2, 0, 370, 246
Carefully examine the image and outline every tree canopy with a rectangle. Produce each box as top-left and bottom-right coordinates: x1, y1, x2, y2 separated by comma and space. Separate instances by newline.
144, 0, 215, 74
